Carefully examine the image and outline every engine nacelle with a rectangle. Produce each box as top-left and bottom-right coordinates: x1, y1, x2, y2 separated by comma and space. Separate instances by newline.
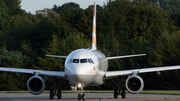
27, 75, 45, 95
125, 74, 144, 94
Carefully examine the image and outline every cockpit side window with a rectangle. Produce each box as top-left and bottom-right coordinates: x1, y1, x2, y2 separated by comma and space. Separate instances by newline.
72, 59, 79, 63
80, 59, 87, 63
88, 59, 94, 64
69, 59, 72, 63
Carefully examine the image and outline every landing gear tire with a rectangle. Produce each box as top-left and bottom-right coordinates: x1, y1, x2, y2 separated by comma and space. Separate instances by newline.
121, 89, 126, 98
114, 89, 118, 98
57, 90, 62, 99
50, 77, 63, 99
82, 94, 85, 100
50, 90, 54, 99
78, 94, 81, 100
112, 76, 126, 99
77, 84, 85, 100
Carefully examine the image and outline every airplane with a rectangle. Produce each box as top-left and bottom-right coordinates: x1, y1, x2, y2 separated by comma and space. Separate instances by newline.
0, 2, 180, 101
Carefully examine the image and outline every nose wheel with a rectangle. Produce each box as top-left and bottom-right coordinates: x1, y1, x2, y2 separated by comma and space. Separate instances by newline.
78, 93, 85, 100
78, 86, 85, 100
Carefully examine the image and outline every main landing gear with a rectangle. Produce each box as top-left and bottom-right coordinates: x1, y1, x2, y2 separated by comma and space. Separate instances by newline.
114, 89, 126, 98
50, 77, 62, 99
77, 84, 85, 100
50, 89, 61, 99
111, 76, 126, 99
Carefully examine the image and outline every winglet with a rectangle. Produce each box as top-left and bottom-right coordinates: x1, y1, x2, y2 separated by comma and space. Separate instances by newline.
91, 2, 97, 50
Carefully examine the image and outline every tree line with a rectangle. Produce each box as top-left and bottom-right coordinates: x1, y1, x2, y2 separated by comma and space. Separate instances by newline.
1, 0, 180, 90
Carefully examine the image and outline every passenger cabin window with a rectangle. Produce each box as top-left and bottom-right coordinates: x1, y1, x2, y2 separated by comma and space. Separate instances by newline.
72, 59, 79, 63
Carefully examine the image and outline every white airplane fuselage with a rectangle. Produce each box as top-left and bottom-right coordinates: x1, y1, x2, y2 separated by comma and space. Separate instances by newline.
65, 49, 108, 86
1, 2, 180, 100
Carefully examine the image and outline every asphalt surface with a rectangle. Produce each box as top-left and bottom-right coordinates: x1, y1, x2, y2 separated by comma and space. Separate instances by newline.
0, 93, 180, 101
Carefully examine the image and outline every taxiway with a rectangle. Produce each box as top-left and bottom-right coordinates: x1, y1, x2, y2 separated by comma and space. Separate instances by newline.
0, 93, 179, 101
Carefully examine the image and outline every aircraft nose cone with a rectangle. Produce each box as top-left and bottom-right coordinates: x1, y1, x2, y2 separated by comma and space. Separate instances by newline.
66, 65, 95, 84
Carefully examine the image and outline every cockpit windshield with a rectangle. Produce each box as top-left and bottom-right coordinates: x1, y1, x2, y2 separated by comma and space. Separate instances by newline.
72, 59, 79, 63
80, 59, 87, 63
70, 58, 94, 64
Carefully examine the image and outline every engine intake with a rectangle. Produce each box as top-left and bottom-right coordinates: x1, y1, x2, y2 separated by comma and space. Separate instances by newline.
125, 74, 144, 94
27, 76, 45, 95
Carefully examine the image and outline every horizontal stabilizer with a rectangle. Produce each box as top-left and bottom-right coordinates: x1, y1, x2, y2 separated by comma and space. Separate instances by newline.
46, 55, 67, 58
107, 54, 146, 60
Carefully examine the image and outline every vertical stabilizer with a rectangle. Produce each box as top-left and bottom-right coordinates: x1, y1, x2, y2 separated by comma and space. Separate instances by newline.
91, 2, 97, 50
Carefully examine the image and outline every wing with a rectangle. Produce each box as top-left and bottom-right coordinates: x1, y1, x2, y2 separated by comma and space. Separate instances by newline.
0, 67, 65, 78
105, 65, 180, 79
106, 54, 146, 60
46, 55, 67, 58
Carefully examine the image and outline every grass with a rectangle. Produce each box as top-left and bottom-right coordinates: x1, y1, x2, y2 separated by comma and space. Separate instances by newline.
0, 90, 114, 93
0, 90, 180, 95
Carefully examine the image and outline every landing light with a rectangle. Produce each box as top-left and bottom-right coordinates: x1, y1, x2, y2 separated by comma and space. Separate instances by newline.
78, 83, 82, 88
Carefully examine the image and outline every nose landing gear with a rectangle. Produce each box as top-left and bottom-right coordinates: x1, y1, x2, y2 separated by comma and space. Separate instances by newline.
77, 84, 85, 100
78, 89, 85, 100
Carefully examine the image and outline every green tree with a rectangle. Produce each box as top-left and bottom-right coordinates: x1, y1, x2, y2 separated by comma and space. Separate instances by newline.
4, 0, 25, 16
36, 32, 90, 70
1, 14, 37, 51
30, 17, 56, 57
0, 49, 34, 90
36, 34, 64, 71
0, 0, 9, 19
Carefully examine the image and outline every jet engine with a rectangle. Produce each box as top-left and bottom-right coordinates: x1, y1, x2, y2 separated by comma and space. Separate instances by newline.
27, 75, 45, 95
125, 74, 144, 94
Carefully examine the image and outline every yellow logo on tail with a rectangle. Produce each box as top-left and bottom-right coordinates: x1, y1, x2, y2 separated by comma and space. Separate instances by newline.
91, 2, 97, 50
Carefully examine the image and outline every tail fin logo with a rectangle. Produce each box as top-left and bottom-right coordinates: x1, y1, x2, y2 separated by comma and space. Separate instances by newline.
91, 2, 97, 50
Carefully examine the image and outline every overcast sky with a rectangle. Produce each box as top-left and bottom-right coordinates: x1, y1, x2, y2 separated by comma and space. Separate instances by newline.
21, 0, 107, 14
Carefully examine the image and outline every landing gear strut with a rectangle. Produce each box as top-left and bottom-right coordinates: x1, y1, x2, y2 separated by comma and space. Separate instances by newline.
77, 84, 85, 100
50, 77, 62, 99
111, 76, 126, 99
50, 89, 61, 99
